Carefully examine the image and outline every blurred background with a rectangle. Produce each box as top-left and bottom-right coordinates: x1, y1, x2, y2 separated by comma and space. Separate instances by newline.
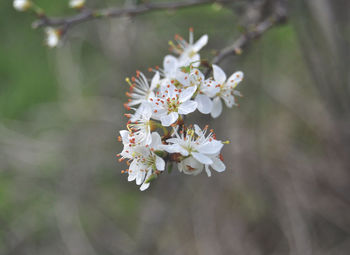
0, 0, 349, 254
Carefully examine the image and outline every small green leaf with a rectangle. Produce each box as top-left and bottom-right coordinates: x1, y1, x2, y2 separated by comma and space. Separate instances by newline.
168, 163, 173, 173
145, 173, 158, 184
154, 150, 167, 158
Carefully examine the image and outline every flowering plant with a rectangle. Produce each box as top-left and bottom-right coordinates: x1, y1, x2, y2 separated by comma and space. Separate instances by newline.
117, 29, 244, 191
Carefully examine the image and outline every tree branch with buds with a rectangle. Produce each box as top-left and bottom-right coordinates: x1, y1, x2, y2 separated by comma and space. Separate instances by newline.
32, 0, 231, 29
211, 13, 287, 65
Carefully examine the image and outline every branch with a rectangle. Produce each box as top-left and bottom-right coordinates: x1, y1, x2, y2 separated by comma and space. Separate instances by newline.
208, 11, 287, 70
32, 0, 230, 29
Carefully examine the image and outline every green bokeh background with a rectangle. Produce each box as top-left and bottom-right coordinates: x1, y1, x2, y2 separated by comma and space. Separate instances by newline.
1, 1, 349, 254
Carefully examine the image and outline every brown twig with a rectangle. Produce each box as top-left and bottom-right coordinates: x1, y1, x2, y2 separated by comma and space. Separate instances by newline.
32, 0, 230, 29
32, 0, 287, 72
205, 11, 287, 76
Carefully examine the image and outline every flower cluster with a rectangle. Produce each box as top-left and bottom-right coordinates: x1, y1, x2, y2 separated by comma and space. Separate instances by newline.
117, 29, 244, 191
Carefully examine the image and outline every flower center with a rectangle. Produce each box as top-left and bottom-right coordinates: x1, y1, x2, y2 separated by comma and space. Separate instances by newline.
166, 97, 180, 113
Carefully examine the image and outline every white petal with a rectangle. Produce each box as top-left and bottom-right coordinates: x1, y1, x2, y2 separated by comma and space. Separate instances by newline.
192, 152, 213, 164
179, 86, 197, 102
189, 54, 200, 67
155, 156, 165, 171
128, 174, 136, 182
212, 64, 227, 84
163, 144, 189, 156
176, 70, 190, 86
136, 171, 144, 185
166, 138, 181, 144
179, 157, 204, 175
167, 84, 177, 99
140, 182, 150, 191
211, 157, 226, 172
150, 71, 160, 91
202, 80, 220, 97
205, 164, 212, 177
178, 100, 197, 115
193, 34, 208, 52
227, 71, 244, 89
195, 94, 212, 114
211, 97, 223, 118
140, 171, 151, 191
223, 94, 235, 108
197, 140, 223, 155
163, 55, 178, 77
151, 132, 162, 147
119, 130, 130, 144
160, 112, 179, 126
144, 132, 152, 145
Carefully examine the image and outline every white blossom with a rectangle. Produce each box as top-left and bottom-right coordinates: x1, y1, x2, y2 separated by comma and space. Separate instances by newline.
69, 0, 85, 9
45, 28, 61, 48
164, 125, 225, 176
150, 83, 197, 126
170, 29, 208, 67
162, 55, 179, 80
13, 0, 31, 11
125, 71, 160, 108
210, 64, 244, 118
124, 132, 165, 191
127, 103, 154, 146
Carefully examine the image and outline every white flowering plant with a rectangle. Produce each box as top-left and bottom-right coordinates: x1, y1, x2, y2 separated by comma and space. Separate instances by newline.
117, 29, 244, 191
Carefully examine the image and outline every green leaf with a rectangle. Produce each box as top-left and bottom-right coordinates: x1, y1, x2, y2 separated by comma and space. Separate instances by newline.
145, 173, 158, 184
167, 163, 173, 173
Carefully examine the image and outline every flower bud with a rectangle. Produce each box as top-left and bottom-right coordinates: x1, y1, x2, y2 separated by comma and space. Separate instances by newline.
45, 28, 61, 48
69, 0, 85, 9
13, 0, 31, 12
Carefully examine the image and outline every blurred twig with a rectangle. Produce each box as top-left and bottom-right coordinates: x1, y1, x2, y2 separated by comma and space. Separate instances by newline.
204, 12, 287, 76
32, 0, 230, 30
213, 14, 286, 64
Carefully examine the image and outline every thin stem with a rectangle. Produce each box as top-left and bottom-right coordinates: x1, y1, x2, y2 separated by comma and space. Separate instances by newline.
32, 0, 231, 29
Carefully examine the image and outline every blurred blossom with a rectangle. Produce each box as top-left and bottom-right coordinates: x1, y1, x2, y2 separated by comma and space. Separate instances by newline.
45, 27, 61, 48
69, 0, 85, 9
13, 0, 31, 11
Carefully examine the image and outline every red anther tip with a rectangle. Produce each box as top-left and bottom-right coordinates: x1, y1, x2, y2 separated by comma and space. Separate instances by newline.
148, 67, 152, 72
155, 65, 159, 70
189, 27, 193, 32
123, 103, 131, 110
